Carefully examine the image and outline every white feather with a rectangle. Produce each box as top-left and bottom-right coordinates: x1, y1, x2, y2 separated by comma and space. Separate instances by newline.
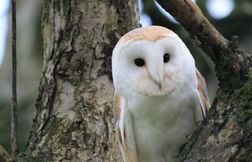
112, 26, 209, 162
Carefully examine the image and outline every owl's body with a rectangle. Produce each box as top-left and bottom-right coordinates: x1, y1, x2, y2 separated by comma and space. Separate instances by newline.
118, 87, 197, 162
112, 26, 210, 162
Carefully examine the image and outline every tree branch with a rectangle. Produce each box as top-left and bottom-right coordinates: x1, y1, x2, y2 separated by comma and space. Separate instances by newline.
154, 1, 252, 161
11, 0, 18, 157
0, 145, 14, 162
156, 0, 252, 89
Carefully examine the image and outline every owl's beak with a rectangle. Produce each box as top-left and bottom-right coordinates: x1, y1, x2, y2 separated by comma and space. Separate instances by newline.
147, 56, 164, 90
153, 80, 162, 90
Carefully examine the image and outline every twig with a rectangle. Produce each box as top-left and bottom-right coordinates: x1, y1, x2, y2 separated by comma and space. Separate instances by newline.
11, 0, 18, 157
155, 0, 252, 88
0, 144, 14, 162
155, 0, 229, 61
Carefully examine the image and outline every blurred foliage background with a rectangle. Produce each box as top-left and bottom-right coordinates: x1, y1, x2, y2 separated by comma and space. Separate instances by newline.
0, 0, 251, 153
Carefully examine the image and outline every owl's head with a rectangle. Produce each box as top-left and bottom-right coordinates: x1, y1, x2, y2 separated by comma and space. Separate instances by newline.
112, 26, 197, 97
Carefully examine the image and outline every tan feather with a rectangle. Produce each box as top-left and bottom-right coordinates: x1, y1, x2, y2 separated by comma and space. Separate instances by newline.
114, 94, 121, 123
119, 26, 173, 44
196, 69, 211, 117
114, 94, 138, 162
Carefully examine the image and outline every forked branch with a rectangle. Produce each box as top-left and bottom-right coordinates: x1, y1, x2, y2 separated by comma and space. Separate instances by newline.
0, 145, 14, 162
155, 0, 252, 88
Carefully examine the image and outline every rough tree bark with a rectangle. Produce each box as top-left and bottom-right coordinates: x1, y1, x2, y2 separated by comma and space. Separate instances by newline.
1, 0, 251, 162
20, 0, 139, 161
155, 0, 252, 161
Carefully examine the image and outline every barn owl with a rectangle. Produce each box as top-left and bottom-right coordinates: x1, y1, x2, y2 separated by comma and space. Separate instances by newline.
112, 26, 210, 162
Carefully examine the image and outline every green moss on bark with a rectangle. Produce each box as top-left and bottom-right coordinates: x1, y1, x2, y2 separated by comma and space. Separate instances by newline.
178, 69, 252, 161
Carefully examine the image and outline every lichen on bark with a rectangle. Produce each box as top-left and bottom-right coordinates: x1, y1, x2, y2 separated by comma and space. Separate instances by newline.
177, 76, 252, 161
10, 0, 251, 161
154, 0, 252, 161
24, 0, 139, 161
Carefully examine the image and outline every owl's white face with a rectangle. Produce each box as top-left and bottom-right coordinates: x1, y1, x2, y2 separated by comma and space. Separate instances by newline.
112, 26, 196, 97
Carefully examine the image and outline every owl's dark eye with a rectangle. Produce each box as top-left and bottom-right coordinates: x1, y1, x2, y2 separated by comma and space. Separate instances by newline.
163, 53, 170, 63
134, 58, 145, 67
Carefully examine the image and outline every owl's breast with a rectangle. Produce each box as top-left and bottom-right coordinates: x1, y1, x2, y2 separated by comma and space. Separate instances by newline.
127, 89, 197, 162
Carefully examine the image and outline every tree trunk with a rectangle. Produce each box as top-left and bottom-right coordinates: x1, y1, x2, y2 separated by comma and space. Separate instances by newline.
178, 81, 252, 161
7, 0, 250, 162
23, 0, 139, 161
155, 0, 252, 161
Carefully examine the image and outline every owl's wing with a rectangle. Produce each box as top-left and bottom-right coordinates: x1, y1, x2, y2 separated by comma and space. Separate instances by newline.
114, 94, 138, 162
195, 69, 211, 121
